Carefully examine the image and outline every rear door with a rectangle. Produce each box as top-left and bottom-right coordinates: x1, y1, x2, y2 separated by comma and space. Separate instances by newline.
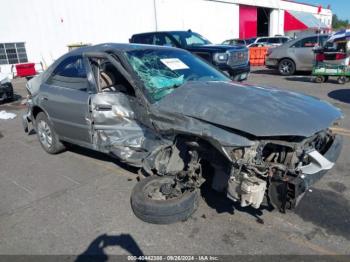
290, 36, 319, 70
40, 55, 93, 145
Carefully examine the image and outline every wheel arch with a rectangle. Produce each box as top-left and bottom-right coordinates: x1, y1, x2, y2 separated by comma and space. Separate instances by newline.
32, 105, 45, 119
278, 57, 296, 66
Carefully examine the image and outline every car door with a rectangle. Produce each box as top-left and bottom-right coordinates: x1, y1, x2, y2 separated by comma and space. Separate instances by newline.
40, 55, 93, 145
85, 52, 155, 165
289, 36, 319, 70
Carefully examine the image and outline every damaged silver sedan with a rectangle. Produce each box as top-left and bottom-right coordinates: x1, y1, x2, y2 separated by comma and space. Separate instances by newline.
23, 44, 343, 224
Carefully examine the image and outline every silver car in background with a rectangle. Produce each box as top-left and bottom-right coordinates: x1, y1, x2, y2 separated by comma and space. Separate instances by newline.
266, 34, 329, 75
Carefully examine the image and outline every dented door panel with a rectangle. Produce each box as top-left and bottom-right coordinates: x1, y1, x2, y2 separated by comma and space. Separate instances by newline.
90, 92, 166, 166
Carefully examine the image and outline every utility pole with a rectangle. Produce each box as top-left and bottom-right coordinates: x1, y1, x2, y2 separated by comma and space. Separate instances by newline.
153, 0, 158, 31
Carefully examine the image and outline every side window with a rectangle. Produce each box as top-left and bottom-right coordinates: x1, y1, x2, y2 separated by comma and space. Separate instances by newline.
133, 34, 155, 45
267, 38, 280, 44
257, 38, 267, 43
89, 57, 135, 97
281, 38, 289, 44
47, 55, 89, 91
154, 34, 165, 46
53, 56, 86, 78
293, 37, 318, 48
164, 35, 176, 47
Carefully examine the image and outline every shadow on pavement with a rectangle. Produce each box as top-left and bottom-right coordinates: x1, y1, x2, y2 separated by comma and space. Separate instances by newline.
284, 76, 312, 83
328, 89, 350, 104
251, 69, 280, 75
65, 144, 139, 174
295, 188, 350, 240
75, 234, 144, 262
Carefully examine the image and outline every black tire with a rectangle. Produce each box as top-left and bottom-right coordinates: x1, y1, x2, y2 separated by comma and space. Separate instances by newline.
5, 84, 14, 102
278, 59, 296, 76
130, 175, 200, 224
314, 75, 326, 83
337, 76, 346, 85
35, 112, 65, 154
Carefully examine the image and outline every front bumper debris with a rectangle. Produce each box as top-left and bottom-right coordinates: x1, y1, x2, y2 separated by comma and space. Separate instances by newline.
301, 134, 343, 189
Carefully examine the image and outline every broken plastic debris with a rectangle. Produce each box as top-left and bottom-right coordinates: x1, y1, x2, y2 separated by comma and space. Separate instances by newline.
0, 110, 16, 120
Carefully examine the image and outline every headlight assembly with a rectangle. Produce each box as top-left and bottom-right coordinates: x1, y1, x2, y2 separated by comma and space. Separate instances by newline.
213, 52, 229, 63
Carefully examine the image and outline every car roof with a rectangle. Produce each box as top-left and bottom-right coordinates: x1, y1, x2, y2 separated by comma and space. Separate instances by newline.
68, 43, 175, 56
132, 31, 200, 36
36, 43, 183, 86
257, 36, 289, 39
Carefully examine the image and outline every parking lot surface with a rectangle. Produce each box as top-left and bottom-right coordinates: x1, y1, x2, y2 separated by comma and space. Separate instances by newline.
0, 68, 350, 256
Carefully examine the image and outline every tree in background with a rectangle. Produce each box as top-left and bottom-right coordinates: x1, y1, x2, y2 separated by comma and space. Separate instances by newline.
332, 14, 349, 29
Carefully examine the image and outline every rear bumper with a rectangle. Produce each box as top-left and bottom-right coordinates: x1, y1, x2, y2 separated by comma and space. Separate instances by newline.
265, 58, 279, 68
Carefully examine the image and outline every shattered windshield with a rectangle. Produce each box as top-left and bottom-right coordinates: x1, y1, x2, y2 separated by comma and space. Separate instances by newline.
125, 49, 229, 102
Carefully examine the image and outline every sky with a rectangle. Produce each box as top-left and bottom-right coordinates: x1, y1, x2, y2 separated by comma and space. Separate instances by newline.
300, 0, 350, 21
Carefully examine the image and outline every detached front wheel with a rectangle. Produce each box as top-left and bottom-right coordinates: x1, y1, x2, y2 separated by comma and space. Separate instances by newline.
130, 175, 200, 224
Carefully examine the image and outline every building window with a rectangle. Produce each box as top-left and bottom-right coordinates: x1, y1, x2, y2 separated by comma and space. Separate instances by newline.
0, 42, 28, 65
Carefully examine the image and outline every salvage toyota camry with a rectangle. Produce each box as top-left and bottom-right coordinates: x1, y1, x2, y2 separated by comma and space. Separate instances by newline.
23, 43, 343, 224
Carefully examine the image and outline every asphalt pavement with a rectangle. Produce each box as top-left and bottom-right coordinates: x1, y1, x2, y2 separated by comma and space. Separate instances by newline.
0, 68, 350, 257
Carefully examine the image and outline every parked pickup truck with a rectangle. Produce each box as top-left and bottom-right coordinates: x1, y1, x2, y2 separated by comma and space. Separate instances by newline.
130, 30, 250, 81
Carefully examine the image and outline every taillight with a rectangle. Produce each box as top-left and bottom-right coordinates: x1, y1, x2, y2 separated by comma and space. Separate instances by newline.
335, 53, 347, 60
316, 53, 325, 62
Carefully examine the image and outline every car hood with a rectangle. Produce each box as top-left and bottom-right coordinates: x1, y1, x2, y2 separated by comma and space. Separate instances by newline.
154, 81, 342, 137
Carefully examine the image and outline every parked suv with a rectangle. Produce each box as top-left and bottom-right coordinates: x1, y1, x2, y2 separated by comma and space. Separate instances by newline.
130, 30, 250, 81
266, 34, 329, 75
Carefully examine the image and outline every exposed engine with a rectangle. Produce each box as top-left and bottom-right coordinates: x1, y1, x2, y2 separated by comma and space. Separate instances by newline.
222, 130, 336, 211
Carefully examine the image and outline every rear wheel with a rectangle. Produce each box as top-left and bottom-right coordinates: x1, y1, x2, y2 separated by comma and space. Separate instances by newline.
278, 59, 295, 76
35, 112, 65, 154
130, 175, 200, 224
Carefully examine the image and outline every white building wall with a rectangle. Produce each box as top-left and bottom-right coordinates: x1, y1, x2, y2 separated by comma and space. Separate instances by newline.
0, 0, 332, 74
269, 9, 285, 36
155, 0, 239, 43
0, 0, 157, 73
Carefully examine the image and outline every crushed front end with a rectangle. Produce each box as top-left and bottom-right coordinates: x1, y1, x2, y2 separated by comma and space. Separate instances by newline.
220, 130, 342, 212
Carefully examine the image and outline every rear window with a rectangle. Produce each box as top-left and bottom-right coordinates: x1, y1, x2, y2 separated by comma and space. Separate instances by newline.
281, 37, 289, 43
293, 36, 328, 48
257, 38, 267, 43
267, 38, 280, 44
132, 34, 154, 44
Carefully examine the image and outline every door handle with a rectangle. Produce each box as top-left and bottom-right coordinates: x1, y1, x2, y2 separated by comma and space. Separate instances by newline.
95, 104, 112, 111
40, 96, 49, 101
